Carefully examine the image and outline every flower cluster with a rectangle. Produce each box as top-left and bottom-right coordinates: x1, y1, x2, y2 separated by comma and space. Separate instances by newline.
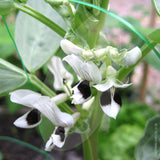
61, 39, 141, 118
9, 39, 142, 151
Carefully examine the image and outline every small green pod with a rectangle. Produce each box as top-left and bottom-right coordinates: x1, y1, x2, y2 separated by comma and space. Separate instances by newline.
0, 0, 13, 15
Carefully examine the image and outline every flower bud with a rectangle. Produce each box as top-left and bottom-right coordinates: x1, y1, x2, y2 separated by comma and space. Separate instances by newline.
94, 48, 107, 60
0, 0, 13, 15
106, 66, 117, 78
82, 50, 94, 59
107, 46, 119, 58
60, 39, 84, 56
122, 47, 142, 67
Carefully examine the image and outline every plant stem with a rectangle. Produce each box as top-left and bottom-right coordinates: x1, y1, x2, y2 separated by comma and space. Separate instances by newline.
13, 2, 66, 37
29, 74, 56, 97
139, 61, 149, 101
82, 135, 94, 160
139, 6, 156, 102
82, 92, 103, 160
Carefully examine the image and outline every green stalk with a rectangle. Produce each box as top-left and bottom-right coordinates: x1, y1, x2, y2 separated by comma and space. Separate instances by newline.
13, 2, 66, 37
29, 74, 56, 97
82, 92, 104, 160
82, 134, 94, 160
117, 41, 157, 81
86, 0, 109, 48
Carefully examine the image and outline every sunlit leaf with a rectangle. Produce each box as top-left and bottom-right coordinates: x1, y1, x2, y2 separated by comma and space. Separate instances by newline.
99, 125, 143, 160
152, 0, 160, 16
15, 0, 67, 72
148, 28, 160, 42
145, 44, 160, 71
0, 24, 15, 58
135, 115, 160, 160
0, 58, 27, 96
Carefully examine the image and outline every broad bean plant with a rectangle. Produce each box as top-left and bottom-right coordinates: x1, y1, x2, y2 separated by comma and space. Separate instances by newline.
0, 0, 160, 159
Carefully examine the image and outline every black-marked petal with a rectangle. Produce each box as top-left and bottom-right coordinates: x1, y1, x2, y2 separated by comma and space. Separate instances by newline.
100, 90, 111, 106
26, 109, 41, 125
14, 109, 42, 128
71, 80, 91, 104
100, 89, 121, 119
55, 126, 65, 142
113, 91, 122, 107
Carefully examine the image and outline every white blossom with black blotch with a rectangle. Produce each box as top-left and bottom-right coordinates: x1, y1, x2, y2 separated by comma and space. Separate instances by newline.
10, 89, 74, 128
45, 112, 80, 151
100, 89, 122, 119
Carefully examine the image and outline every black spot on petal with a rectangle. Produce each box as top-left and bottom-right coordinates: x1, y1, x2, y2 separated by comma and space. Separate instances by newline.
55, 126, 65, 142
78, 80, 91, 99
100, 90, 111, 106
113, 91, 122, 107
26, 109, 41, 125
63, 78, 66, 84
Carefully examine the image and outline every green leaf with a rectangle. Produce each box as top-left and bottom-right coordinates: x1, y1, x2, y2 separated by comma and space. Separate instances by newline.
135, 115, 160, 160
145, 44, 160, 71
0, 24, 15, 58
15, 0, 67, 72
0, 58, 27, 96
99, 125, 143, 160
152, 0, 160, 16
148, 28, 160, 42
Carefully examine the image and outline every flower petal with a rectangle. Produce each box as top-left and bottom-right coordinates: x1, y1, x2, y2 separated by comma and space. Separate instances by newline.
48, 56, 73, 90
51, 93, 68, 105
100, 90, 121, 119
45, 126, 70, 149
71, 80, 91, 104
122, 46, 142, 67
60, 39, 83, 56
113, 80, 132, 88
45, 136, 55, 151
93, 80, 113, 92
45, 112, 80, 151
33, 96, 74, 127
14, 109, 41, 128
10, 89, 41, 108
63, 54, 102, 83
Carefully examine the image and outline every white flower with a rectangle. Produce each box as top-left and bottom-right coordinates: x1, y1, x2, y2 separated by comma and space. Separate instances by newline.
63, 54, 131, 119
63, 54, 102, 83
108, 46, 142, 67
60, 39, 84, 56
121, 46, 142, 67
10, 89, 74, 128
93, 66, 132, 92
93, 66, 132, 119
100, 89, 122, 119
45, 126, 70, 151
45, 112, 80, 151
63, 54, 101, 104
48, 56, 73, 91
10, 89, 79, 150
71, 80, 91, 104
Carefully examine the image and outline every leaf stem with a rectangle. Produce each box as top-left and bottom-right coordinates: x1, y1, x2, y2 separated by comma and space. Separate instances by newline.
81, 134, 94, 160
13, 2, 66, 37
